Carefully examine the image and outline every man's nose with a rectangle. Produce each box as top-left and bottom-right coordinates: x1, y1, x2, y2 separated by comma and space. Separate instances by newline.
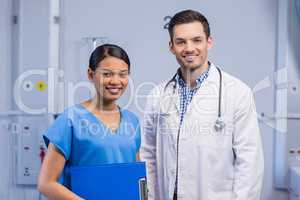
184, 41, 195, 52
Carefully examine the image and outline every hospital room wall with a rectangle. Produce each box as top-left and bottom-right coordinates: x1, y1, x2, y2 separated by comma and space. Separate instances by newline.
0, 0, 298, 200
286, 2, 300, 198
287, 0, 300, 154
0, 0, 12, 199
0, 0, 50, 199
0, 0, 12, 113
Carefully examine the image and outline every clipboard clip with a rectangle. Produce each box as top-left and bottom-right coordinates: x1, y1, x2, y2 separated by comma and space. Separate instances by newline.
139, 178, 148, 200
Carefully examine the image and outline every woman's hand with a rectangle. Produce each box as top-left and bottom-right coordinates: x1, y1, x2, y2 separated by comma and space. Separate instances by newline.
136, 152, 140, 161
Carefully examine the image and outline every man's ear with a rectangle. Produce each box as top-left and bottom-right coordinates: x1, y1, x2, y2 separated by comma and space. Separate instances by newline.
169, 40, 175, 54
207, 36, 213, 50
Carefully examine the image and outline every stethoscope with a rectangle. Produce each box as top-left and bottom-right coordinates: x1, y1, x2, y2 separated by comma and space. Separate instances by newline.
163, 66, 225, 132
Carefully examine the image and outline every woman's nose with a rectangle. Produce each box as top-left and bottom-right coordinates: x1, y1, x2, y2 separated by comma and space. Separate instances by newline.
109, 74, 121, 84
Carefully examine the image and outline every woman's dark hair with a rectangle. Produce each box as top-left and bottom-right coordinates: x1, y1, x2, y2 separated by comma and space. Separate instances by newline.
168, 9, 210, 41
89, 44, 130, 72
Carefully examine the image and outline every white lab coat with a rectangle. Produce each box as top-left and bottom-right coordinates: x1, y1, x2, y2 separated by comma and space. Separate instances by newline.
140, 64, 264, 200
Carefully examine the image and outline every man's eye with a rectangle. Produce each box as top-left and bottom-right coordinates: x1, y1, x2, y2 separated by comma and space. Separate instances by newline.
194, 39, 202, 43
176, 41, 185, 45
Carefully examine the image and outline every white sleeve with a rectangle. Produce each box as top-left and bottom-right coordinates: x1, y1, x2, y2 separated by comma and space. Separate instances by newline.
140, 87, 160, 200
232, 87, 264, 200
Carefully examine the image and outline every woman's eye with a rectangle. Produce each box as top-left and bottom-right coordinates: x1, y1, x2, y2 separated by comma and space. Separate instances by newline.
103, 72, 112, 77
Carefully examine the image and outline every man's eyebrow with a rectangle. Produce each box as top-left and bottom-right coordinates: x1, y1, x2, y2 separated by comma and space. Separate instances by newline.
174, 38, 186, 41
193, 36, 204, 39
174, 36, 204, 41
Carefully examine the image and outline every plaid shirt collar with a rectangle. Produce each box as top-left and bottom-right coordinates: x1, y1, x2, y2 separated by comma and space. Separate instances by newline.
175, 64, 211, 90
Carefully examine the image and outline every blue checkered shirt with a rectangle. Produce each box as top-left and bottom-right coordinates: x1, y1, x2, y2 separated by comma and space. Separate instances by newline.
176, 66, 210, 126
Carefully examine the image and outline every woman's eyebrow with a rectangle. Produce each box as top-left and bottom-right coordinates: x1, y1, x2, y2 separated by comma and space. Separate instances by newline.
97, 68, 128, 72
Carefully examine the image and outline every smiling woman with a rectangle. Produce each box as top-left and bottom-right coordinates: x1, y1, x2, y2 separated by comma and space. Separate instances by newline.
37, 44, 141, 200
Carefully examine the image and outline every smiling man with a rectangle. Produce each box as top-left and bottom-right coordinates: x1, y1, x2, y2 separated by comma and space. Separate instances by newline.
140, 10, 264, 200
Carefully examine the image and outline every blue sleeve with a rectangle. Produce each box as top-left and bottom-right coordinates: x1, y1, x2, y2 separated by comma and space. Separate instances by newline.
43, 111, 73, 161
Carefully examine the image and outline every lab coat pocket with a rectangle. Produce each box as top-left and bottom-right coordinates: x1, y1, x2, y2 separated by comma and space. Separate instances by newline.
208, 179, 234, 200
158, 113, 178, 136
210, 179, 233, 191
198, 145, 235, 182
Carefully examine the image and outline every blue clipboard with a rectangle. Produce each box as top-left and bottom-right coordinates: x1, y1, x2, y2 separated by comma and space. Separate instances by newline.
69, 162, 147, 200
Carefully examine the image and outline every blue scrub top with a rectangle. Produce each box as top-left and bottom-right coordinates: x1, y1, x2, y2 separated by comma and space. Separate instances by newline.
43, 104, 141, 188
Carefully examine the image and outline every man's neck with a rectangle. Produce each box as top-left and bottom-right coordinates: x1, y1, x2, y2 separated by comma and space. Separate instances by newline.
180, 61, 209, 88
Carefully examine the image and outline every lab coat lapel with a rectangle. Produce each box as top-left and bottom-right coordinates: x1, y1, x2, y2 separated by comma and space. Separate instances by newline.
163, 81, 180, 114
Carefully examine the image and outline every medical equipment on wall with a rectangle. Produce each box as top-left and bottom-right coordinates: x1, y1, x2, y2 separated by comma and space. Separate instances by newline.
288, 148, 300, 167
296, 0, 300, 21
288, 167, 300, 200
164, 66, 225, 132
82, 37, 109, 52
6, 113, 53, 185
0, 112, 53, 187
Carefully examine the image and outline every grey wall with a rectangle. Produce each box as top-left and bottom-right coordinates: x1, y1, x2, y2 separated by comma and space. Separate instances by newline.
0, 0, 49, 199
0, 0, 12, 111
287, 0, 300, 170
0, 1, 12, 200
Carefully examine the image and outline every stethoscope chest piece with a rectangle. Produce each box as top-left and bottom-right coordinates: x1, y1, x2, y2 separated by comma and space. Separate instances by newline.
214, 117, 225, 132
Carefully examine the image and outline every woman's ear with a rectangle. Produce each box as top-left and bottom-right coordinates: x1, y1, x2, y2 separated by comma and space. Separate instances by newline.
87, 68, 94, 81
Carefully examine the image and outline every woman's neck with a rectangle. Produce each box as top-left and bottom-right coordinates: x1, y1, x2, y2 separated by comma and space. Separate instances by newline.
89, 96, 118, 112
